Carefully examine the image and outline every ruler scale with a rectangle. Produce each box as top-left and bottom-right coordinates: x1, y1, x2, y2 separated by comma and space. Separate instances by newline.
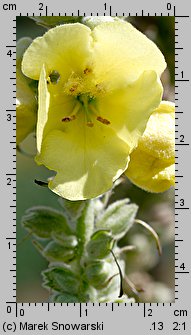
1, 0, 191, 333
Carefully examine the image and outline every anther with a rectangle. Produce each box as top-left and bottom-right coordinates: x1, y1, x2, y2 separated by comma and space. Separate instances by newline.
62, 115, 76, 122
87, 122, 94, 127
69, 84, 78, 92
61, 102, 81, 123
84, 67, 92, 75
97, 116, 111, 125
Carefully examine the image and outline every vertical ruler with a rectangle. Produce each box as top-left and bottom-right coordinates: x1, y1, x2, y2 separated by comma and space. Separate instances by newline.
174, 4, 190, 305
0, 0, 191, 334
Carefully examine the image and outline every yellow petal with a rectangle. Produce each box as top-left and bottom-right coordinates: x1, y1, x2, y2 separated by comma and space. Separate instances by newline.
97, 71, 163, 150
137, 101, 175, 160
22, 21, 166, 90
22, 23, 93, 81
36, 65, 50, 152
36, 126, 130, 200
125, 101, 175, 192
92, 21, 166, 89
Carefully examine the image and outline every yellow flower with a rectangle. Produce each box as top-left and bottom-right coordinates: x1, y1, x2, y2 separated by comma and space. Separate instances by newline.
125, 101, 175, 192
16, 38, 37, 145
22, 21, 166, 200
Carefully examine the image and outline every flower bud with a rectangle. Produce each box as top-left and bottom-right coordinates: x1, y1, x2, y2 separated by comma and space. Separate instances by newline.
85, 259, 114, 289
22, 206, 72, 239
16, 38, 37, 145
94, 258, 126, 302
125, 101, 175, 192
52, 232, 78, 248
86, 230, 114, 259
43, 266, 80, 295
43, 241, 76, 262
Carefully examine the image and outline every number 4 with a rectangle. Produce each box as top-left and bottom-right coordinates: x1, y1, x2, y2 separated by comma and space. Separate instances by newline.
180, 263, 185, 270
7, 50, 12, 57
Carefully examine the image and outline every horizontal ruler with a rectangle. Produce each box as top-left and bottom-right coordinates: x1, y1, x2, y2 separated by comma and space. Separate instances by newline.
2, 302, 191, 333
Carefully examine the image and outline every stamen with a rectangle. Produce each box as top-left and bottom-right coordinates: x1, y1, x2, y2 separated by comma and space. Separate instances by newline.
61, 102, 81, 123
89, 105, 111, 126
97, 116, 111, 125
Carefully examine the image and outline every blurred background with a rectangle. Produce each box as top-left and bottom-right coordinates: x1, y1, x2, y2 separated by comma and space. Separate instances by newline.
17, 16, 174, 302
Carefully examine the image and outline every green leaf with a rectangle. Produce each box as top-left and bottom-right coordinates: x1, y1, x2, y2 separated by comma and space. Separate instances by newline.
96, 199, 138, 239
29, 16, 82, 28
22, 206, 72, 239
43, 241, 76, 263
86, 230, 114, 259
43, 267, 80, 295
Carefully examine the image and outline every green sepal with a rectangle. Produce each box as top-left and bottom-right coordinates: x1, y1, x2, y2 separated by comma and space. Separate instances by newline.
52, 232, 78, 248
85, 260, 113, 289
22, 206, 72, 239
33, 239, 76, 263
43, 241, 76, 263
86, 230, 114, 259
58, 198, 86, 221
96, 200, 138, 239
42, 266, 80, 295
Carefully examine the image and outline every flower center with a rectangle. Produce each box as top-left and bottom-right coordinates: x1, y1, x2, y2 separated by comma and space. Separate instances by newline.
62, 94, 111, 128
61, 69, 110, 127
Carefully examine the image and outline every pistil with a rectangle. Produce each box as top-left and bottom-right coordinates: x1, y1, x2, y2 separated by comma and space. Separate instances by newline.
79, 95, 94, 127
